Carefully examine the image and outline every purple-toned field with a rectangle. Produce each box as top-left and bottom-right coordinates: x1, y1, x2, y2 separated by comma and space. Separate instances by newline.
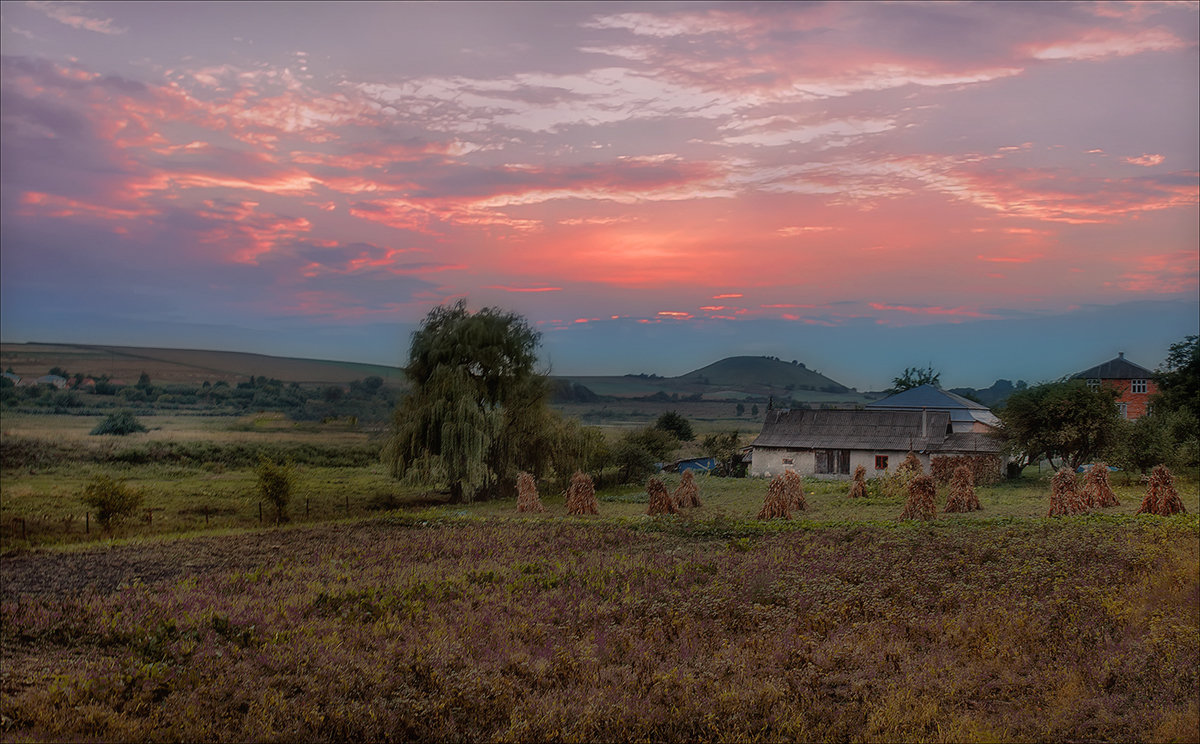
2, 514, 1197, 742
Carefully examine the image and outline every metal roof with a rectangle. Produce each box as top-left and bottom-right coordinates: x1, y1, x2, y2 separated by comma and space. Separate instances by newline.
1072, 353, 1155, 380
752, 408, 1002, 454
866, 384, 1000, 429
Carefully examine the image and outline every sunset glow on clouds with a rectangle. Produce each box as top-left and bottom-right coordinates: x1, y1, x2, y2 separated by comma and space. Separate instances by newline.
1, 2, 1197, 386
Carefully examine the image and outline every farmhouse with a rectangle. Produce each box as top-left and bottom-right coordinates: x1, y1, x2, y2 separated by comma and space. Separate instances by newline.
749, 407, 1002, 480
865, 384, 1000, 432
1070, 352, 1157, 420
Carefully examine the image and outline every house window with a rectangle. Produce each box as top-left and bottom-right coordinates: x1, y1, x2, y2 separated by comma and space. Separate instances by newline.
782, 457, 794, 466
1117, 402, 1128, 419
1086, 379, 1100, 390
875, 455, 888, 470
1131, 379, 1147, 394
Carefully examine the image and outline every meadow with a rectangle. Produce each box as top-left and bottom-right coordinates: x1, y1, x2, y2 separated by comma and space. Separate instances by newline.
1, 412, 1198, 742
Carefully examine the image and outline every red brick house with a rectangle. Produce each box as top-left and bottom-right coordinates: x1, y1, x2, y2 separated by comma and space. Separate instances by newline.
1072, 352, 1157, 420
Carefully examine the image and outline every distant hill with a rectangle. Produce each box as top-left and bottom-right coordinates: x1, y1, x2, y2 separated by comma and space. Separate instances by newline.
676, 356, 851, 394
0, 343, 405, 387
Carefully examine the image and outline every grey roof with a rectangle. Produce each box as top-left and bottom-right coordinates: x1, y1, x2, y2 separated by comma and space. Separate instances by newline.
866, 384, 1000, 429
1072, 353, 1154, 380
868, 384, 989, 411
753, 408, 1003, 454
753, 409, 951, 451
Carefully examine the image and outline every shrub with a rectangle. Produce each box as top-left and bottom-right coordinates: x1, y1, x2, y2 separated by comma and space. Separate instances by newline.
900, 475, 937, 520
673, 470, 701, 508
1048, 468, 1086, 517
90, 410, 147, 436
80, 475, 143, 529
256, 457, 295, 522
757, 475, 791, 520
1137, 465, 1186, 516
1082, 462, 1119, 508
646, 477, 677, 515
565, 471, 598, 516
848, 465, 867, 498
516, 472, 545, 513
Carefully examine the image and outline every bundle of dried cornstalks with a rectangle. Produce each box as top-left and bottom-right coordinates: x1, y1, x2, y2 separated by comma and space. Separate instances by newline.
515, 471, 545, 513
758, 475, 792, 520
783, 470, 807, 511
565, 470, 599, 516
646, 476, 678, 515
901, 475, 937, 520
1082, 463, 1119, 509
673, 469, 702, 508
1136, 465, 1186, 516
1048, 467, 1087, 516
848, 465, 868, 499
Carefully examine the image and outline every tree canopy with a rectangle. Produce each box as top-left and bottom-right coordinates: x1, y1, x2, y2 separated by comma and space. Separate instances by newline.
888, 365, 941, 394
1153, 335, 1199, 425
382, 301, 555, 502
996, 379, 1122, 471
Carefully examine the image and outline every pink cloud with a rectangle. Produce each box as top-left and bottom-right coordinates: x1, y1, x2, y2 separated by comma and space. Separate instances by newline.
1124, 153, 1166, 167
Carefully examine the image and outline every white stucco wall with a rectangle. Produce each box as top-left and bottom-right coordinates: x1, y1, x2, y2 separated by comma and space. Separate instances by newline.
751, 447, 931, 480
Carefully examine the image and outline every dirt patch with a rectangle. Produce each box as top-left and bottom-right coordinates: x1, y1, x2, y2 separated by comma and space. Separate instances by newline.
0, 522, 391, 601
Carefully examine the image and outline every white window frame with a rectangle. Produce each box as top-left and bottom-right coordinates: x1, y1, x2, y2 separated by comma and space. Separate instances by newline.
1131, 379, 1147, 394
1117, 401, 1128, 419
1086, 379, 1100, 390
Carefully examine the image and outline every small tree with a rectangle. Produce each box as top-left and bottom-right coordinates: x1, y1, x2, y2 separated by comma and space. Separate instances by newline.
1048, 467, 1086, 516
90, 410, 148, 436
673, 469, 701, 508
901, 475, 937, 520
516, 471, 545, 513
998, 380, 1122, 472
1082, 463, 1119, 508
257, 457, 294, 522
888, 365, 940, 394
566, 470, 599, 516
758, 475, 792, 520
646, 477, 677, 515
655, 411, 695, 442
1136, 465, 1186, 516
81, 475, 143, 529
848, 465, 868, 498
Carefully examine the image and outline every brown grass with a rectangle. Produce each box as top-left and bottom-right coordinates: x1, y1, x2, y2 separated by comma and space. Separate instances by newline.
1048, 468, 1087, 517
848, 465, 867, 499
900, 475, 937, 521
944, 466, 977, 513
1082, 463, 1119, 509
672, 470, 701, 509
515, 472, 545, 514
1138, 465, 1187, 516
646, 477, 677, 516
565, 471, 599, 516
757, 475, 791, 520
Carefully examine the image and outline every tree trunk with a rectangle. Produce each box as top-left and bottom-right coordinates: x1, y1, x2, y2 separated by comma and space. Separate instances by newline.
448, 482, 464, 504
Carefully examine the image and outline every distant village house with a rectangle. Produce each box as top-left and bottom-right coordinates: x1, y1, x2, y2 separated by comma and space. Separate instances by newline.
1070, 352, 1157, 420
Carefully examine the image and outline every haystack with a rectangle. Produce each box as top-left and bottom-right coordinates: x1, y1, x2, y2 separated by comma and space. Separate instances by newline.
1082, 463, 1119, 509
848, 465, 868, 499
757, 475, 792, 520
1048, 468, 1086, 516
898, 452, 924, 476
515, 471, 546, 513
900, 474, 937, 520
646, 476, 677, 515
943, 465, 976, 513
783, 470, 807, 511
673, 469, 701, 508
1137, 465, 1186, 516
565, 470, 599, 516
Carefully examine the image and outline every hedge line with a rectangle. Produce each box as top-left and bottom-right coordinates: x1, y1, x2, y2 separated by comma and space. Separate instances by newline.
0, 437, 380, 470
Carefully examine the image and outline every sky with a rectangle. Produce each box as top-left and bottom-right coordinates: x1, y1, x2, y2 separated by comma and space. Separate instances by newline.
1, 1, 1197, 390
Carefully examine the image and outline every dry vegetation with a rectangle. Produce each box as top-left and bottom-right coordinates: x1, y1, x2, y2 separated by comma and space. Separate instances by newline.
565, 471, 599, 516
1138, 465, 1187, 517
944, 465, 979, 514
901, 474, 938, 521
516, 472, 545, 513
673, 470, 701, 509
645, 477, 677, 516
783, 470, 807, 512
848, 465, 868, 498
757, 474, 792, 521
1084, 463, 1120, 509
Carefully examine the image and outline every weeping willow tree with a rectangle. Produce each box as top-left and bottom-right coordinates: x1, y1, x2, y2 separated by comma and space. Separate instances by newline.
382, 301, 550, 503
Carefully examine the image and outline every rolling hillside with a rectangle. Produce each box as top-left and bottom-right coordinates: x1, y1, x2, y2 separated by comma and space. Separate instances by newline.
0, 343, 405, 387
676, 356, 850, 393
